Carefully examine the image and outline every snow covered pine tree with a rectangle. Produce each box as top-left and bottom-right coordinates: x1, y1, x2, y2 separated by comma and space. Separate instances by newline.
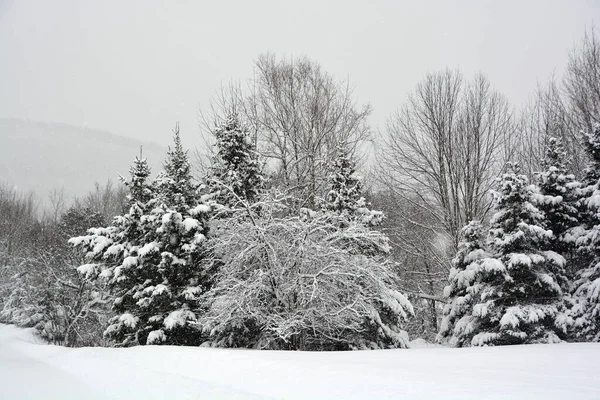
71, 126, 213, 346
460, 163, 568, 346
534, 137, 581, 290
571, 123, 600, 341
437, 220, 503, 347
323, 146, 383, 227
208, 114, 263, 208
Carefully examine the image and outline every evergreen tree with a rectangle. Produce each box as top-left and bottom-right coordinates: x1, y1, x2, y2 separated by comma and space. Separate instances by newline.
71, 131, 213, 346
59, 206, 105, 239
323, 146, 383, 226
155, 123, 198, 211
570, 122, 600, 341
582, 123, 600, 188
437, 220, 503, 347
125, 153, 154, 205
70, 156, 154, 345
466, 163, 568, 346
209, 114, 263, 207
534, 137, 581, 288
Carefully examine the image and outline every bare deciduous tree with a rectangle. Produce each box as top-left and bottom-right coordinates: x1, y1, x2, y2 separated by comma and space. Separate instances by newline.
513, 28, 599, 179
380, 70, 513, 249
517, 78, 586, 177
372, 190, 447, 339
0, 183, 39, 258
47, 186, 68, 224
250, 54, 372, 208
195, 83, 247, 175
376, 70, 514, 336
72, 180, 127, 222
197, 54, 372, 209
564, 27, 600, 133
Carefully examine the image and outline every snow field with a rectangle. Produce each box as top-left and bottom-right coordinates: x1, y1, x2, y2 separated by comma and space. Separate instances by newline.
1, 324, 599, 400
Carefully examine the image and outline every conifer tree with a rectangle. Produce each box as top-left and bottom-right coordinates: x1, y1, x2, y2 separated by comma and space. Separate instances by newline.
571, 123, 600, 341
209, 114, 263, 207
71, 129, 213, 346
126, 153, 154, 204
70, 156, 155, 345
466, 163, 568, 346
59, 206, 105, 240
437, 220, 503, 347
534, 137, 581, 288
582, 123, 600, 188
156, 123, 198, 211
325, 146, 363, 213
323, 146, 383, 226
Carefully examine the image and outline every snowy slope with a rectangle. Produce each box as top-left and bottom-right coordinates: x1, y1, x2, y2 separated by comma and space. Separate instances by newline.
0, 118, 165, 203
1, 324, 599, 400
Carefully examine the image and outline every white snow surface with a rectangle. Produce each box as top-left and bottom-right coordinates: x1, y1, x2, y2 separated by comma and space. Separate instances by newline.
1, 324, 599, 400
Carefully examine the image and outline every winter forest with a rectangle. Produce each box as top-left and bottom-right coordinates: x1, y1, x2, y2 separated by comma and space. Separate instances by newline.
2, 28, 600, 354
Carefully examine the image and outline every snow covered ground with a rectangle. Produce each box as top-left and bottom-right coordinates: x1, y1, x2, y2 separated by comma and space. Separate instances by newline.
1, 324, 599, 400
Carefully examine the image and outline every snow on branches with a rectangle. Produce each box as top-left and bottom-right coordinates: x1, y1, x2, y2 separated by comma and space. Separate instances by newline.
323, 146, 383, 227
208, 114, 264, 208
533, 137, 581, 287
570, 123, 600, 341
441, 163, 569, 346
70, 128, 213, 346
199, 194, 413, 350
438, 220, 502, 346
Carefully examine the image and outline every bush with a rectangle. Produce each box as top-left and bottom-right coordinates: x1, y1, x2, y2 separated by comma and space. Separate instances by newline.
199, 197, 413, 350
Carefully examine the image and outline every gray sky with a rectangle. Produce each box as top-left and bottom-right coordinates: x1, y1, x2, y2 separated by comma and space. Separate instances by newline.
0, 0, 598, 148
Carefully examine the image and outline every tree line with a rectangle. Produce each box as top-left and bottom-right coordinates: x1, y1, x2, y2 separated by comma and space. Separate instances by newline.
0, 28, 599, 348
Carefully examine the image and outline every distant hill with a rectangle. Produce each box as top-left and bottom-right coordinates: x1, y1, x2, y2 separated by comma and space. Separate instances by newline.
0, 118, 166, 203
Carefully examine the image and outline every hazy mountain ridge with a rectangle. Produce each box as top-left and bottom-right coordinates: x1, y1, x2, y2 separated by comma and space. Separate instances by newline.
0, 118, 166, 202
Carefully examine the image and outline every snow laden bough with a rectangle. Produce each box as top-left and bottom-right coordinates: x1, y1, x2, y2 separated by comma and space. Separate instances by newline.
570, 133, 600, 341
71, 201, 213, 346
440, 164, 571, 347
199, 201, 414, 350
438, 220, 505, 347
70, 134, 215, 347
471, 166, 569, 345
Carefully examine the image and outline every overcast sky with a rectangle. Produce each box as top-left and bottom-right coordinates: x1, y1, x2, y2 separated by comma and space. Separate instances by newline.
0, 0, 598, 148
